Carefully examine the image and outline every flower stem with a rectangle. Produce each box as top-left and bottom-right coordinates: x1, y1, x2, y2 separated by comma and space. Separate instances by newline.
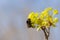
41, 26, 50, 40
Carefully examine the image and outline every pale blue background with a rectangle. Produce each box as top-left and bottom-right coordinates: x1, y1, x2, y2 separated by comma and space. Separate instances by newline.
0, 0, 60, 40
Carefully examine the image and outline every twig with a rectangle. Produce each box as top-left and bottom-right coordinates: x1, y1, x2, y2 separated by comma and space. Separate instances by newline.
41, 26, 50, 40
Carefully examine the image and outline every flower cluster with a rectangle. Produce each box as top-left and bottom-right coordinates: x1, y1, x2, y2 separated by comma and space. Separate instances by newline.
27, 7, 58, 31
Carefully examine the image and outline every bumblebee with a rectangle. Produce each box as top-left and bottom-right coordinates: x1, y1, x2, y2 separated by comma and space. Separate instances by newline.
26, 19, 33, 28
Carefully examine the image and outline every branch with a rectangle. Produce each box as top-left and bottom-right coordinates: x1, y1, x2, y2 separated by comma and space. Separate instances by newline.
41, 26, 50, 40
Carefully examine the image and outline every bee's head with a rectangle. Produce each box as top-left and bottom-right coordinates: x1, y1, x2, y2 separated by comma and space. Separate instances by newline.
26, 19, 32, 28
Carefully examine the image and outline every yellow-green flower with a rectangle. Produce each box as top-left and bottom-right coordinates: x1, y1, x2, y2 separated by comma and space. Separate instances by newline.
35, 12, 39, 17
41, 21, 49, 28
42, 11, 48, 16
28, 12, 34, 18
39, 14, 44, 19
28, 12, 39, 23
44, 7, 52, 12
53, 18, 58, 23
27, 7, 58, 30
47, 16, 53, 23
36, 18, 43, 25
53, 9, 58, 15
39, 9, 50, 19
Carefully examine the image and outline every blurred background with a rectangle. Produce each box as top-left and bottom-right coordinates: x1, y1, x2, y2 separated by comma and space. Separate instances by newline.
0, 0, 60, 40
